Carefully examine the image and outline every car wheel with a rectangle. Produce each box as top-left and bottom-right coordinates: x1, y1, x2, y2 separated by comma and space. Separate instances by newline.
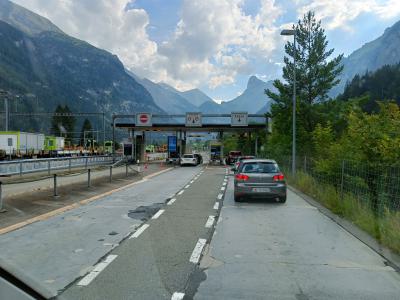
279, 196, 287, 203
234, 195, 242, 202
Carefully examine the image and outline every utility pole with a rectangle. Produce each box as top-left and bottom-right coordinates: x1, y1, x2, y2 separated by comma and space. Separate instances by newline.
281, 28, 297, 176
5, 97, 9, 131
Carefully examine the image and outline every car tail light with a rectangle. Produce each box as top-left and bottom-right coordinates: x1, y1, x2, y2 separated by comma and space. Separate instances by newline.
273, 174, 285, 181
235, 173, 249, 181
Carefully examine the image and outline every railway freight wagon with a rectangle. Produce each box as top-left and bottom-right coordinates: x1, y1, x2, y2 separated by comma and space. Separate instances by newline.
44, 136, 65, 155
0, 131, 45, 158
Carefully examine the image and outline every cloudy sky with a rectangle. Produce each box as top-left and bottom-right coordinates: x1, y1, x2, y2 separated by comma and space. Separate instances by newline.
13, 0, 400, 102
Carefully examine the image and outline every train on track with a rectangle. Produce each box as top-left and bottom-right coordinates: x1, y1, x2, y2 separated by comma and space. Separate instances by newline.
0, 131, 114, 160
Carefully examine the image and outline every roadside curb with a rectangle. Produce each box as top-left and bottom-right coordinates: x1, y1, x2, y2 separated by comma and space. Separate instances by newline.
0, 167, 174, 236
288, 185, 400, 272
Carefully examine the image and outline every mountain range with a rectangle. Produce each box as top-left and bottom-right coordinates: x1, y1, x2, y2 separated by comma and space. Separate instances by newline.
1, 0, 400, 133
0, 0, 162, 131
332, 20, 400, 97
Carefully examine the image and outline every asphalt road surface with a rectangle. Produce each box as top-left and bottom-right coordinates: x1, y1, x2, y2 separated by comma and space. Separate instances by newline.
193, 176, 400, 300
1, 165, 400, 300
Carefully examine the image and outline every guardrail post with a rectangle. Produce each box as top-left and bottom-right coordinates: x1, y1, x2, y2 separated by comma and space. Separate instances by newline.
85, 157, 88, 169
303, 156, 307, 172
19, 161, 23, 177
69, 159, 72, 172
53, 174, 58, 197
109, 166, 112, 182
88, 169, 91, 187
0, 182, 6, 213
48, 160, 51, 175
126, 163, 128, 177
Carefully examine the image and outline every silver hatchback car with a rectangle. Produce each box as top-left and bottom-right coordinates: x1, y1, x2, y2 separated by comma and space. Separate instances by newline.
234, 159, 286, 203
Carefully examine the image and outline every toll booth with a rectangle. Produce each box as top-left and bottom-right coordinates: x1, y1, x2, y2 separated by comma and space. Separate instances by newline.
112, 113, 268, 162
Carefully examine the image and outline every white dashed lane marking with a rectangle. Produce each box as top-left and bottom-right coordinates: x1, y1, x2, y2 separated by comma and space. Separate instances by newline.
152, 209, 165, 220
213, 202, 219, 210
77, 255, 118, 286
129, 224, 150, 239
178, 190, 184, 195
189, 238, 207, 264
205, 216, 215, 228
167, 198, 177, 205
171, 292, 185, 300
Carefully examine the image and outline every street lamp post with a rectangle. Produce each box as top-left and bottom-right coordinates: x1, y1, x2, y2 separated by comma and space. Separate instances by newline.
281, 28, 297, 176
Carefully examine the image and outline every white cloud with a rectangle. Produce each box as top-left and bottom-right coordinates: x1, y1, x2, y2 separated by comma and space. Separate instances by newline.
158, 0, 283, 89
297, 0, 400, 31
13, 0, 283, 90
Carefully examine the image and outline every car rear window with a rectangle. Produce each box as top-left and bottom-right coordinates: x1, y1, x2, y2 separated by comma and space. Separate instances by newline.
183, 154, 194, 158
240, 156, 255, 161
240, 162, 279, 173
230, 151, 241, 155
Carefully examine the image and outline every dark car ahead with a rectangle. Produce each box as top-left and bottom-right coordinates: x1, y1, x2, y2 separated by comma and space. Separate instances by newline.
233, 155, 256, 171
226, 151, 242, 165
194, 153, 203, 165
234, 159, 286, 203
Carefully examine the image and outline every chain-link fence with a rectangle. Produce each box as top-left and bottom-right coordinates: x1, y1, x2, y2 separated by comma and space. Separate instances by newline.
277, 156, 400, 216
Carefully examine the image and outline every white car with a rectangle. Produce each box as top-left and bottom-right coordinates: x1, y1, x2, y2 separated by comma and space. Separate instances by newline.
180, 154, 198, 166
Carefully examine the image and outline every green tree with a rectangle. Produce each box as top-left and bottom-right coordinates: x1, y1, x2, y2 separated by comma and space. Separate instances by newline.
50, 105, 76, 144
80, 118, 93, 147
266, 11, 343, 157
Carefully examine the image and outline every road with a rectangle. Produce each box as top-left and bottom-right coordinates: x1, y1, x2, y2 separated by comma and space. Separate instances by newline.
193, 176, 400, 300
0, 165, 399, 299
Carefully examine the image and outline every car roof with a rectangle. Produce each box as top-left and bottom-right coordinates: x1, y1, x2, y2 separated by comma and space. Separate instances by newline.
241, 158, 277, 164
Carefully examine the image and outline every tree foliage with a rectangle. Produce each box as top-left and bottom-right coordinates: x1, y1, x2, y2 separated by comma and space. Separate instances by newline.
80, 118, 93, 146
265, 11, 343, 157
51, 105, 76, 144
339, 63, 400, 112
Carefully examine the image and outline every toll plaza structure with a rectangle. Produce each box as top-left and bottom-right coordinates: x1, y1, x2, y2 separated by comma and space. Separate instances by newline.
112, 112, 268, 162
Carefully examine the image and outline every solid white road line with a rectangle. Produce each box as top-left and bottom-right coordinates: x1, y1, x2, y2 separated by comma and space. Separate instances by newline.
129, 224, 150, 239
185, 184, 190, 189
152, 209, 165, 220
205, 215, 215, 228
217, 194, 223, 200
77, 255, 118, 286
178, 190, 184, 195
213, 202, 219, 210
171, 292, 185, 300
189, 238, 207, 264
167, 198, 177, 205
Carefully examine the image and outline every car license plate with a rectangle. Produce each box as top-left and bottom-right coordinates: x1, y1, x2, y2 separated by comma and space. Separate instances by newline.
253, 187, 270, 193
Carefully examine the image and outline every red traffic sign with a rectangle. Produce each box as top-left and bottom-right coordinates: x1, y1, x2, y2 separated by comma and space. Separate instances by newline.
136, 113, 152, 126
139, 114, 148, 123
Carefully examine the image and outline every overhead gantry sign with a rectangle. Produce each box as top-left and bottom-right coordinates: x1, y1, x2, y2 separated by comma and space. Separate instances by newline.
112, 112, 267, 132
111, 112, 269, 160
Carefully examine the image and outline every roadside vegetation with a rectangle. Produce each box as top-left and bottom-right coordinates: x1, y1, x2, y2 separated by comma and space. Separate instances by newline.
228, 11, 400, 255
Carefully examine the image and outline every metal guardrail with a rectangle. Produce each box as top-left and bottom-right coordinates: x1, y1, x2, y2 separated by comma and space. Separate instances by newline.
0, 155, 122, 177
